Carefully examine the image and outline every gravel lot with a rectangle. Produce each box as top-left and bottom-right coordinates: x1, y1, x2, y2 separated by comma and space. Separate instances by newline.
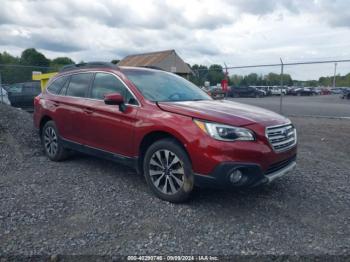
229, 95, 350, 118
0, 103, 349, 257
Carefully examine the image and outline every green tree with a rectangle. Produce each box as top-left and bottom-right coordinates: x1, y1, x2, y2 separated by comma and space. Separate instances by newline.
111, 59, 120, 64
244, 73, 258, 85
0, 51, 21, 84
207, 64, 224, 86
20, 48, 50, 67
50, 57, 75, 71
230, 74, 243, 86
190, 64, 208, 86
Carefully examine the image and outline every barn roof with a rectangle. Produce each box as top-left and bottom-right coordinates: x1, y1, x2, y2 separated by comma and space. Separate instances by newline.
117, 49, 192, 74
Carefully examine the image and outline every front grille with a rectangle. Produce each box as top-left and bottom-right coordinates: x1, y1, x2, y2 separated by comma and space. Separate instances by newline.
266, 123, 297, 152
266, 155, 296, 175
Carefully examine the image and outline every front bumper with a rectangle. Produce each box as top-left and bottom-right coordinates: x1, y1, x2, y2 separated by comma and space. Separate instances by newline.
194, 155, 297, 188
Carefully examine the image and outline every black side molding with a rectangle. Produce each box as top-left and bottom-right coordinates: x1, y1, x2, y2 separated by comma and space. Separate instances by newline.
60, 138, 138, 170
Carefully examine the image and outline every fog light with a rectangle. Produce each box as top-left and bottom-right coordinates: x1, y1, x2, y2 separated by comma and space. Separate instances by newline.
230, 169, 243, 184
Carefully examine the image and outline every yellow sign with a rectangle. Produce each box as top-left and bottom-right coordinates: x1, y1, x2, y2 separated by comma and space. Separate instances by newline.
32, 72, 57, 91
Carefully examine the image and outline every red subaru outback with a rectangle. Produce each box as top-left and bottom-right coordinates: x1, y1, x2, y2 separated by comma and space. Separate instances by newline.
34, 62, 297, 202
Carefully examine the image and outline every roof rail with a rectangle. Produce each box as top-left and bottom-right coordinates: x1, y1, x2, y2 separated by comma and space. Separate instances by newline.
59, 62, 117, 72
138, 65, 164, 71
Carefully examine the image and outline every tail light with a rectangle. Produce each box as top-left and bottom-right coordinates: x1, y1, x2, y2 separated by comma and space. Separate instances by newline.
34, 95, 41, 107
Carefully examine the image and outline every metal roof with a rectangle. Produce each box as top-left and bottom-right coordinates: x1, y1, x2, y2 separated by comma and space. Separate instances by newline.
117, 50, 192, 74
118, 50, 174, 67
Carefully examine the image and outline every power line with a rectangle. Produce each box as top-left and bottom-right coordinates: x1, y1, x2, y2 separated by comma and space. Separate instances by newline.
192, 59, 350, 71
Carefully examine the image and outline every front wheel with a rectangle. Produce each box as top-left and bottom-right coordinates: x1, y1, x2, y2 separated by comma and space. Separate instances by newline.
143, 139, 194, 203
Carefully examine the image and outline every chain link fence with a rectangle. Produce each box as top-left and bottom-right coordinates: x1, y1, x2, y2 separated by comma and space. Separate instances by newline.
191, 59, 350, 118
1, 60, 350, 117
0, 64, 57, 110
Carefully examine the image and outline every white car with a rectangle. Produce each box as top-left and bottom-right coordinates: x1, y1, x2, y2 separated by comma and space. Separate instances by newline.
0, 87, 11, 105
270, 87, 287, 95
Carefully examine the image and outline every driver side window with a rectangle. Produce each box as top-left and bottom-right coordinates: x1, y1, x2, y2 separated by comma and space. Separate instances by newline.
91, 73, 137, 105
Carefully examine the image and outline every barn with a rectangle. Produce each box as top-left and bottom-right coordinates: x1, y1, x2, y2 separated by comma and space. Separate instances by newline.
117, 50, 193, 79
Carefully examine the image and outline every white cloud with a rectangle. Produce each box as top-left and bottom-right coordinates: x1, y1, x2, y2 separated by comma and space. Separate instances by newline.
0, 0, 350, 79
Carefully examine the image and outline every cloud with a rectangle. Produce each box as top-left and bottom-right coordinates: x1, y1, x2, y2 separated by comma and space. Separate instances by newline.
0, 25, 83, 52
0, 0, 350, 80
314, 0, 350, 28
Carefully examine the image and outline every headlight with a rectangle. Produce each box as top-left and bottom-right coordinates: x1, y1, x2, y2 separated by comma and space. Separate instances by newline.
194, 120, 255, 141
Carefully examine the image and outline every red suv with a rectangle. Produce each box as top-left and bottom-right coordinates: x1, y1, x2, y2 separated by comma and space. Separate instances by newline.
34, 62, 297, 202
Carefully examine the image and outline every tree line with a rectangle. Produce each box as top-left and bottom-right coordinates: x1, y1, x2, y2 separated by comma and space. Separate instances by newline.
0, 48, 74, 84
1, 48, 349, 87
190, 64, 350, 87
190, 64, 293, 87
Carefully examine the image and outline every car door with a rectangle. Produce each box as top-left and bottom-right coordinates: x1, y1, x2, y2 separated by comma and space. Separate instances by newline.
84, 72, 139, 157
234, 87, 242, 96
21, 85, 34, 108
241, 87, 249, 97
51, 73, 94, 145
22, 82, 40, 108
247, 87, 255, 97
7, 83, 24, 107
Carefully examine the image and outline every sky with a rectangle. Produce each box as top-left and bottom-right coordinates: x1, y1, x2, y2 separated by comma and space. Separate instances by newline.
1, 0, 350, 80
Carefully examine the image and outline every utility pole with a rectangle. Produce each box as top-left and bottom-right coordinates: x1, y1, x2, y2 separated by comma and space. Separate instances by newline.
333, 62, 337, 88
279, 58, 284, 114
0, 72, 3, 104
224, 62, 229, 98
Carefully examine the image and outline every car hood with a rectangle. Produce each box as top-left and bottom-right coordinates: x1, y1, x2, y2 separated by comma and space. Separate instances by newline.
157, 100, 290, 127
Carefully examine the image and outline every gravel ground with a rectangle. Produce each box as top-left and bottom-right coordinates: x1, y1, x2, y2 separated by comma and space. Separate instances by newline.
0, 104, 349, 257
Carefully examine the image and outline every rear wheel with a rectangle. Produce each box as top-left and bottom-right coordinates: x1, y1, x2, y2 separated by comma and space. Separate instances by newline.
41, 121, 68, 161
143, 139, 194, 203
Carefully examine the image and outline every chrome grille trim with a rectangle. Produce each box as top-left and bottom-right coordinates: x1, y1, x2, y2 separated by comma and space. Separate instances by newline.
266, 123, 297, 152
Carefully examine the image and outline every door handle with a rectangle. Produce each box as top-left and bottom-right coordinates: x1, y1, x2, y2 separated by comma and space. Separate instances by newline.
84, 107, 93, 114
52, 100, 60, 107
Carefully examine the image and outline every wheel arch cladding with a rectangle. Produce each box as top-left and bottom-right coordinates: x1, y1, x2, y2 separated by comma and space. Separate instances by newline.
39, 115, 52, 135
138, 131, 192, 174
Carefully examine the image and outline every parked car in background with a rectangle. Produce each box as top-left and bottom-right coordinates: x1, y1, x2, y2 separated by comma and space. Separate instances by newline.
310, 87, 321, 95
7, 81, 41, 110
270, 87, 287, 95
341, 88, 350, 99
289, 87, 316, 96
1, 84, 11, 92
204, 86, 226, 100
230, 86, 266, 98
0, 87, 11, 105
331, 88, 343, 94
251, 86, 272, 96
320, 88, 331, 95
34, 62, 297, 203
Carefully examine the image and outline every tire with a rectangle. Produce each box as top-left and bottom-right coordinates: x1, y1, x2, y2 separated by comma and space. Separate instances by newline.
41, 121, 69, 161
143, 138, 194, 203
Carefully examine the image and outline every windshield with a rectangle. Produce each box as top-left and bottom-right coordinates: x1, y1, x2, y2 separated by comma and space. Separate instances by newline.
122, 69, 211, 102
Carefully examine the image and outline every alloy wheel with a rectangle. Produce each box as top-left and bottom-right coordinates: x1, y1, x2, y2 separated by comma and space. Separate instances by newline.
148, 149, 185, 195
44, 126, 58, 157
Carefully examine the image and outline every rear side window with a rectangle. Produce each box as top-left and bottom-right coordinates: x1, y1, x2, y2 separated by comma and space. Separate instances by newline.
47, 77, 68, 94
9, 84, 23, 93
23, 86, 36, 95
66, 73, 93, 98
59, 76, 70, 95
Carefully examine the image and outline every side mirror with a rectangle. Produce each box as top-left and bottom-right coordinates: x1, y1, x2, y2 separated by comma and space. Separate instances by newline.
104, 92, 126, 112
104, 92, 124, 105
